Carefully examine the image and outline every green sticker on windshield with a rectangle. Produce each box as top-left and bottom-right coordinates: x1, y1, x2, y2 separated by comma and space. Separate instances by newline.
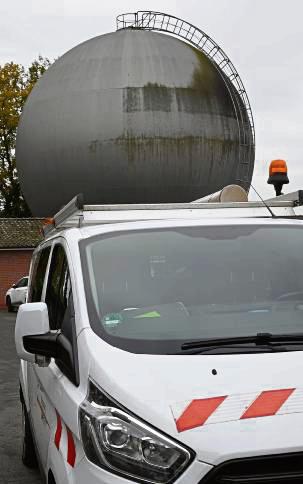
134, 311, 161, 319
103, 313, 123, 327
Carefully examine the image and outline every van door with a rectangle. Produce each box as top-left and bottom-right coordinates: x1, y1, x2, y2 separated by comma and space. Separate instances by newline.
27, 243, 79, 472
25, 246, 51, 464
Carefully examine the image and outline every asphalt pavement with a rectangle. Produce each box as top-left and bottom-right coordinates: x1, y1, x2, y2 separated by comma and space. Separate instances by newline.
0, 310, 42, 484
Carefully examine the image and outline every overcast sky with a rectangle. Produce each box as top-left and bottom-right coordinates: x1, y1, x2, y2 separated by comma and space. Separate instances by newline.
1, 0, 302, 200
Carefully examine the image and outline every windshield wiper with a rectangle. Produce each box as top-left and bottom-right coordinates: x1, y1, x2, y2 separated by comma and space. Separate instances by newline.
181, 332, 303, 351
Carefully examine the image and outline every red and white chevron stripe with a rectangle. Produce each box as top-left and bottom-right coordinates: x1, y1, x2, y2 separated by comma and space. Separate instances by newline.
171, 387, 303, 433
54, 411, 76, 467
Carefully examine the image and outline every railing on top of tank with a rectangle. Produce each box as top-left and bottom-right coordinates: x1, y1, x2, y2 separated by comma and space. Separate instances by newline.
116, 11, 255, 185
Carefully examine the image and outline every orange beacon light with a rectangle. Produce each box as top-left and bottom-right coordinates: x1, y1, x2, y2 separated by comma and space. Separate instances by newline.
267, 160, 289, 196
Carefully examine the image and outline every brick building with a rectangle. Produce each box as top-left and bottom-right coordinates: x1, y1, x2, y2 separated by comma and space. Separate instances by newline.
0, 219, 43, 308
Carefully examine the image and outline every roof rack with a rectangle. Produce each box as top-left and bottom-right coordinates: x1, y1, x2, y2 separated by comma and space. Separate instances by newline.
42, 192, 303, 237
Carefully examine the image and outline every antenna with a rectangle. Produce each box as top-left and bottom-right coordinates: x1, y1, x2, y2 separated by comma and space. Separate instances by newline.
239, 181, 276, 218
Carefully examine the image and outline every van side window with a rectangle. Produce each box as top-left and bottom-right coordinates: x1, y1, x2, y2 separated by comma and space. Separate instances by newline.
44, 244, 79, 385
45, 245, 71, 331
28, 247, 51, 302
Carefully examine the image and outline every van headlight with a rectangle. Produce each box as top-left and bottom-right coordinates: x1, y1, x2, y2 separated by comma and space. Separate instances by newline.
79, 380, 192, 483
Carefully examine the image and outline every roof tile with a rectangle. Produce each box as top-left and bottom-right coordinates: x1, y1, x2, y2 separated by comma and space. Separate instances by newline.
0, 219, 44, 249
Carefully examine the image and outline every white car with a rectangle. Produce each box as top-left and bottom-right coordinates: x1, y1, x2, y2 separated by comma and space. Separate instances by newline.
6, 276, 28, 312
14, 201, 303, 484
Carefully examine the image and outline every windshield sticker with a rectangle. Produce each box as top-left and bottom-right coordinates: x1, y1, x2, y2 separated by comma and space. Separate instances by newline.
103, 313, 123, 327
171, 387, 301, 432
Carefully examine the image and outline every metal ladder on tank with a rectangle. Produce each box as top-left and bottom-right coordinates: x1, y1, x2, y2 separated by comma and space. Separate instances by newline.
116, 11, 255, 190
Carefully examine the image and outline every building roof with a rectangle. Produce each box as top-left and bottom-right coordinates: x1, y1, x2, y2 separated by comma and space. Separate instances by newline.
0, 218, 44, 249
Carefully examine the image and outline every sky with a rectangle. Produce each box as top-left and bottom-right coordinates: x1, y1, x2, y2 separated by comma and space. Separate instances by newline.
1, 0, 302, 200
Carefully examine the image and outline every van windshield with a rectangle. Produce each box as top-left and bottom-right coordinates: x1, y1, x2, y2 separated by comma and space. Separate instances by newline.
80, 224, 303, 354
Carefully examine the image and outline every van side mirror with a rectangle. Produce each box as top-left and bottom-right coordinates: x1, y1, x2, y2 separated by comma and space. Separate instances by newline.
12, 283, 17, 288
15, 302, 76, 377
15, 303, 53, 365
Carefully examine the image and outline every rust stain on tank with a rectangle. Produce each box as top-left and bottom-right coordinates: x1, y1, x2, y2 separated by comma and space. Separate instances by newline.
113, 134, 236, 174
88, 140, 98, 153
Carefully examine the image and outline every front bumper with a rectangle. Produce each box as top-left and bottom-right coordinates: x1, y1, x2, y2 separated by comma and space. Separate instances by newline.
70, 449, 303, 484
71, 456, 212, 483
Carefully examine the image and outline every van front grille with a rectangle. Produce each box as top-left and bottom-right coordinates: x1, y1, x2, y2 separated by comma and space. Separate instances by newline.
200, 452, 303, 483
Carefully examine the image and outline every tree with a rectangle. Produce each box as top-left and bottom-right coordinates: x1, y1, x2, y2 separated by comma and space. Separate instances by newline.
0, 56, 51, 217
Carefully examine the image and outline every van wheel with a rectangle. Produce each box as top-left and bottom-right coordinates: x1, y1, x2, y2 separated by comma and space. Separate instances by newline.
21, 402, 38, 468
48, 470, 56, 484
6, 297, 13, 312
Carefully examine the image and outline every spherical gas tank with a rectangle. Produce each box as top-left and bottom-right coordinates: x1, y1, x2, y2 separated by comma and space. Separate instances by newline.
16, 29, 254, 216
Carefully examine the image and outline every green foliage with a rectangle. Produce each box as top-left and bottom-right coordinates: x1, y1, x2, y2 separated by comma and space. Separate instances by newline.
0, 56, 51, 217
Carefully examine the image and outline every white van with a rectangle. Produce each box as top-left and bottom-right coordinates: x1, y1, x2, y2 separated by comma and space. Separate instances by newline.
15, 195, 303, 484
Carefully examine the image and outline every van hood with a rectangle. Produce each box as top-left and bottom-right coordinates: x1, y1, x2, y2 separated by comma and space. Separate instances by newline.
84, 331, 303, 465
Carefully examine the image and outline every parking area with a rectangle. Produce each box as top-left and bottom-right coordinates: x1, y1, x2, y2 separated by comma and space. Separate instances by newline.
0, 310, 42, 483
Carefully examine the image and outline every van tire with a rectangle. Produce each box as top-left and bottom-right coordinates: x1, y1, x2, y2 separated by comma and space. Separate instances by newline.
6, 297, 13, 312
21, 401, 38, 468
48, 470, 56, 484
